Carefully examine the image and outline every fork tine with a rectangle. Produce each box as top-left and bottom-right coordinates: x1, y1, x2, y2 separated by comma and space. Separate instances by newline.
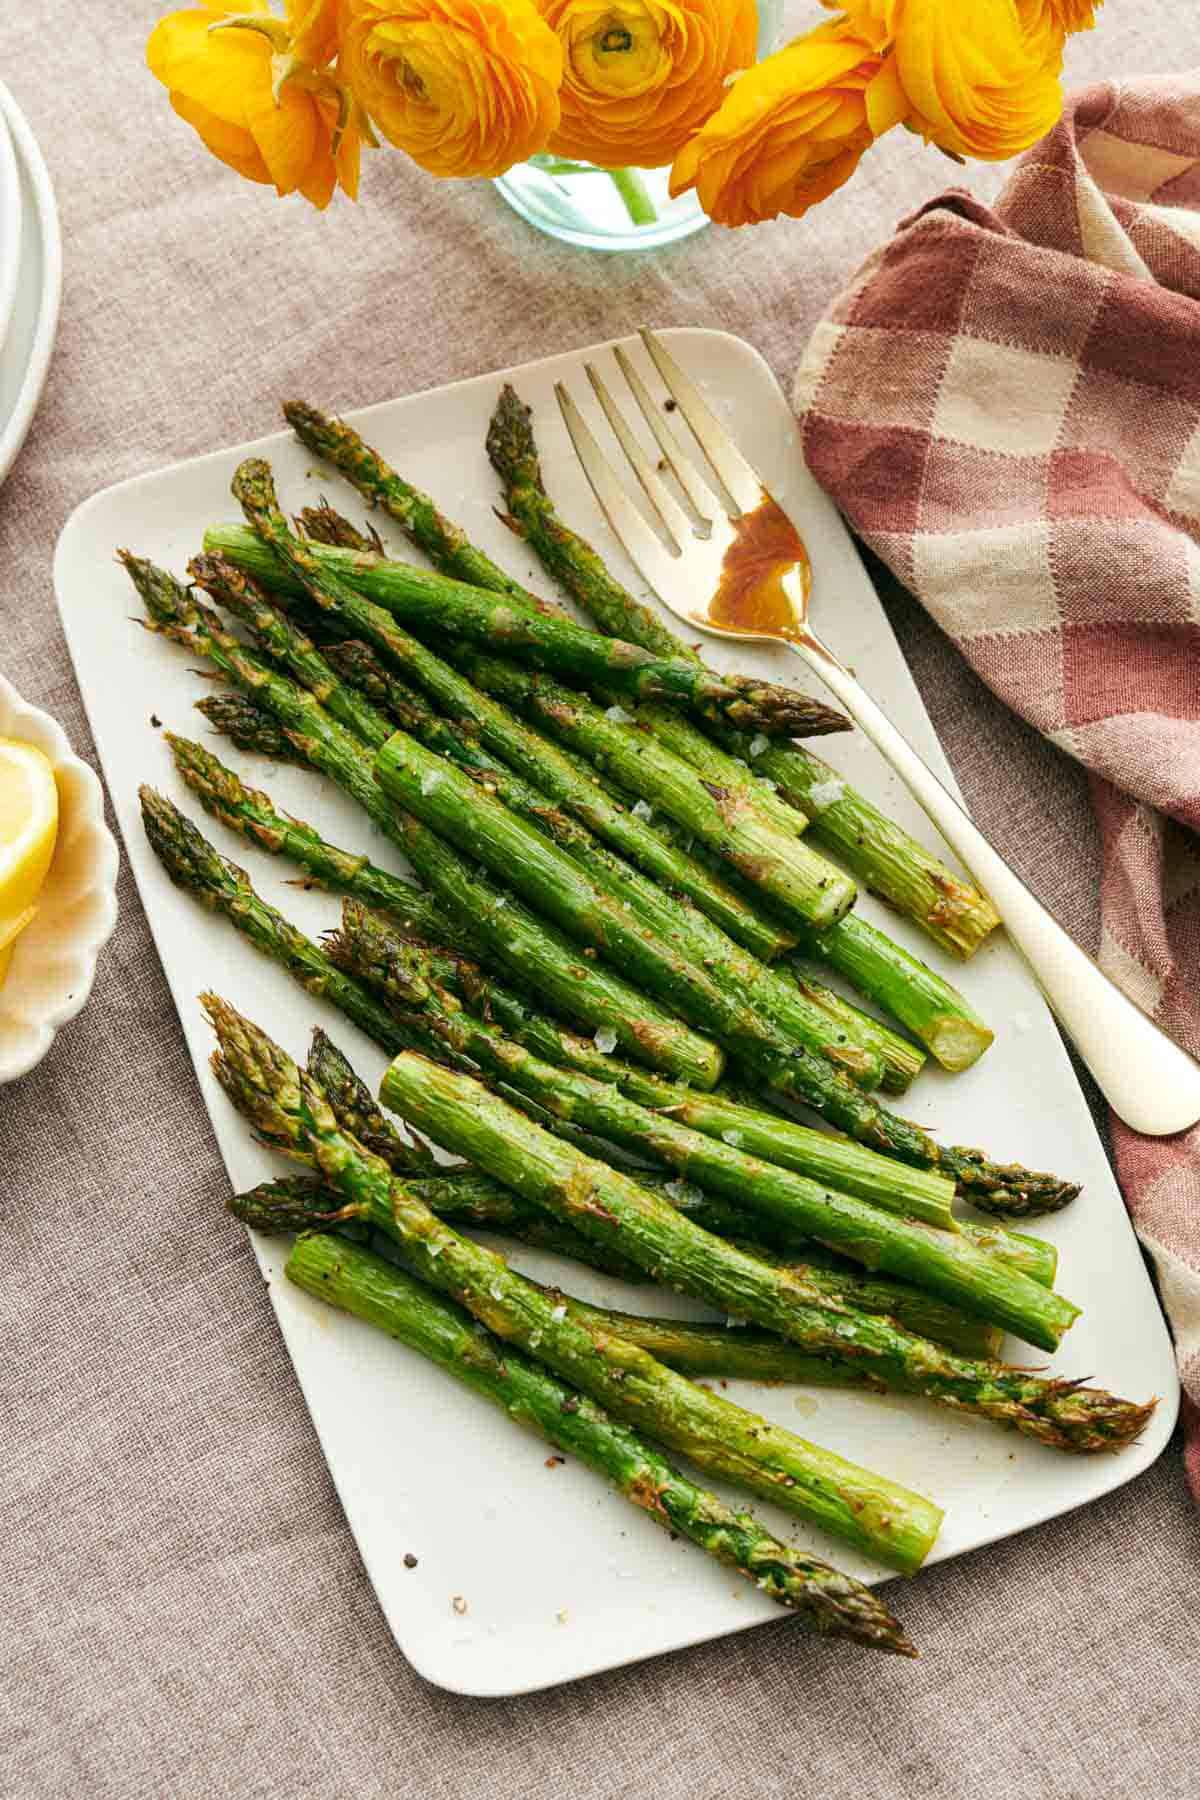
555, 382, 684, 596
639, 328, 763, 515
585, 361, 695, 552
611, 344, 715, 530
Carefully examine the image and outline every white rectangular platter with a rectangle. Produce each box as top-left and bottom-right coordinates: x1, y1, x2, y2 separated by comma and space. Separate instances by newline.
56, 328, 1179, 1696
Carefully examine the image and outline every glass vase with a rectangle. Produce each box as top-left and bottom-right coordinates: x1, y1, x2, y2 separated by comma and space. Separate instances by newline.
494, 0, 782, 252
494, 157, 706, 251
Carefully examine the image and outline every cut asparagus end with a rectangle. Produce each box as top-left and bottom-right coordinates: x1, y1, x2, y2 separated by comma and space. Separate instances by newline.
927, 1014, 996, 1072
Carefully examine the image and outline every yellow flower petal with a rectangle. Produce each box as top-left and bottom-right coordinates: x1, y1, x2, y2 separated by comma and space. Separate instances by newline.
670, 21, 878, 224
148, 10, 272, 127
287, 0, 343, 63
149, 4, 363, 206
539, 0, 758, 169
891, 0, 1063, 160
170, 91, 272, 180
244, 80, 320, 192
864, 50, 907, 135
341, 0, 562, 178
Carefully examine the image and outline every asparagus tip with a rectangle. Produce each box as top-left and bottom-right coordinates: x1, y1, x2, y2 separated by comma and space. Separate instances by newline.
486, 383, 543, 491
231, 456, 277, 511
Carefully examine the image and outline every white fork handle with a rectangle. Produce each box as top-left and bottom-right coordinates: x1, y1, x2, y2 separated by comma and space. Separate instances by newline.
793, 638, 1200, 1137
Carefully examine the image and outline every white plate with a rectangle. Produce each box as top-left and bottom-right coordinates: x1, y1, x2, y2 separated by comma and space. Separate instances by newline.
54, 329, 1179, 1696
0, 80, 62, 489
0, 107, 22, 365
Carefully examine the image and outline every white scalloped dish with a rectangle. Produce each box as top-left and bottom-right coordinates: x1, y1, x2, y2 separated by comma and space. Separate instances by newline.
0, 675, 119, 1082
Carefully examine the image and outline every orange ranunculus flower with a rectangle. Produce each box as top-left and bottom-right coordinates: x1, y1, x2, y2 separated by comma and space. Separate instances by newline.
340, 0, 562, 178
146, 0, 361, 206
1015, 0, 1099, 71
537, 0, 759, 171
669, 22, 879, 226
287, 0, 343, 64
830, 0, 1063, 160
1019, 0, 1100, 34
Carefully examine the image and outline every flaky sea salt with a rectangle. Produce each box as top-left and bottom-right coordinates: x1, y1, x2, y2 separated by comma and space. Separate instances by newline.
419, 768, 442, 797
631, 799, 654, 821
721, 1129, 743, 1148
551, 1303, 567, 1321
749, 734, 769, 758
806, 776, 846, 811
605, 704, 633, 723
664, 1178, 704, 1204
593, 1027, 618, 1054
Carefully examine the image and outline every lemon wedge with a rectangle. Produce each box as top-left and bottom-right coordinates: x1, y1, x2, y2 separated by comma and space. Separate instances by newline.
0, 738, 59, 987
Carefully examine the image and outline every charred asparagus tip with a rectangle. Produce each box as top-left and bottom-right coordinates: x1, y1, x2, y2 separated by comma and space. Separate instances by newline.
485, 383, 543, 490
231, 456, 278, 514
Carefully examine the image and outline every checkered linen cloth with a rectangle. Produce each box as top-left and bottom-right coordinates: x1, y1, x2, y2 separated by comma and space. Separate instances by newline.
794, 75, 1200, 1485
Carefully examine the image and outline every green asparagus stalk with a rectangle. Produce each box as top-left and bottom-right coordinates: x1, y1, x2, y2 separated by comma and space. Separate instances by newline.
244, 1167, 646, 1280
204, 519, 858, 934
375, 1054, 1118, 1420
307, 1022, 1036, 1346
330, 647, 895, 1087
791, 919, 993, 1074
138, 786, 451, 1062
283, 401, 851, 740
190, 558, 799, 1086
532, 1291, 965, 1387
135, 554, 1075, 1214
313, 909, 1068, 1347
371, 730, 878, 1088
282, 453, 990, 1065
285, 399, 531, 591
158, 711, 1073, 1225
210, 996, 942, 1573
322, 634, 798, 963
786, 970, 926, 1095
743, 745, 1001, 959
241, 1166, 1005, 1358
200, 526, 800, 966
286, 1235, 916, 1653
123, 554, 720, 1087
231, 457, 844, 739
290, 500, 821, 859
362, 967, 1079, 1351
166, 729, 441, 934
334, 899, 955, 1233
533, 1287, 1152, 1451
166, 733, 941, 1232
486, 382, 1000, 961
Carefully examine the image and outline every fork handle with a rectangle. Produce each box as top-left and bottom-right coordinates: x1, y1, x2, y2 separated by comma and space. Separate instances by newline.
793, 641, 1200, 1137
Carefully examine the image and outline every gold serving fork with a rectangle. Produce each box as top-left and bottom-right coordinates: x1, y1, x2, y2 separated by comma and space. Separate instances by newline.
556, 328, 1200, 1136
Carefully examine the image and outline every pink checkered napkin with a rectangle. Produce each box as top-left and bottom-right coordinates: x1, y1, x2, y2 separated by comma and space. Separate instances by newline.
794, 76, 1200, 1484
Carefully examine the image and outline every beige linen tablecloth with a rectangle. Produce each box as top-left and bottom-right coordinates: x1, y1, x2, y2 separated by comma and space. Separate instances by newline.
2, 9, 1197, 1796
